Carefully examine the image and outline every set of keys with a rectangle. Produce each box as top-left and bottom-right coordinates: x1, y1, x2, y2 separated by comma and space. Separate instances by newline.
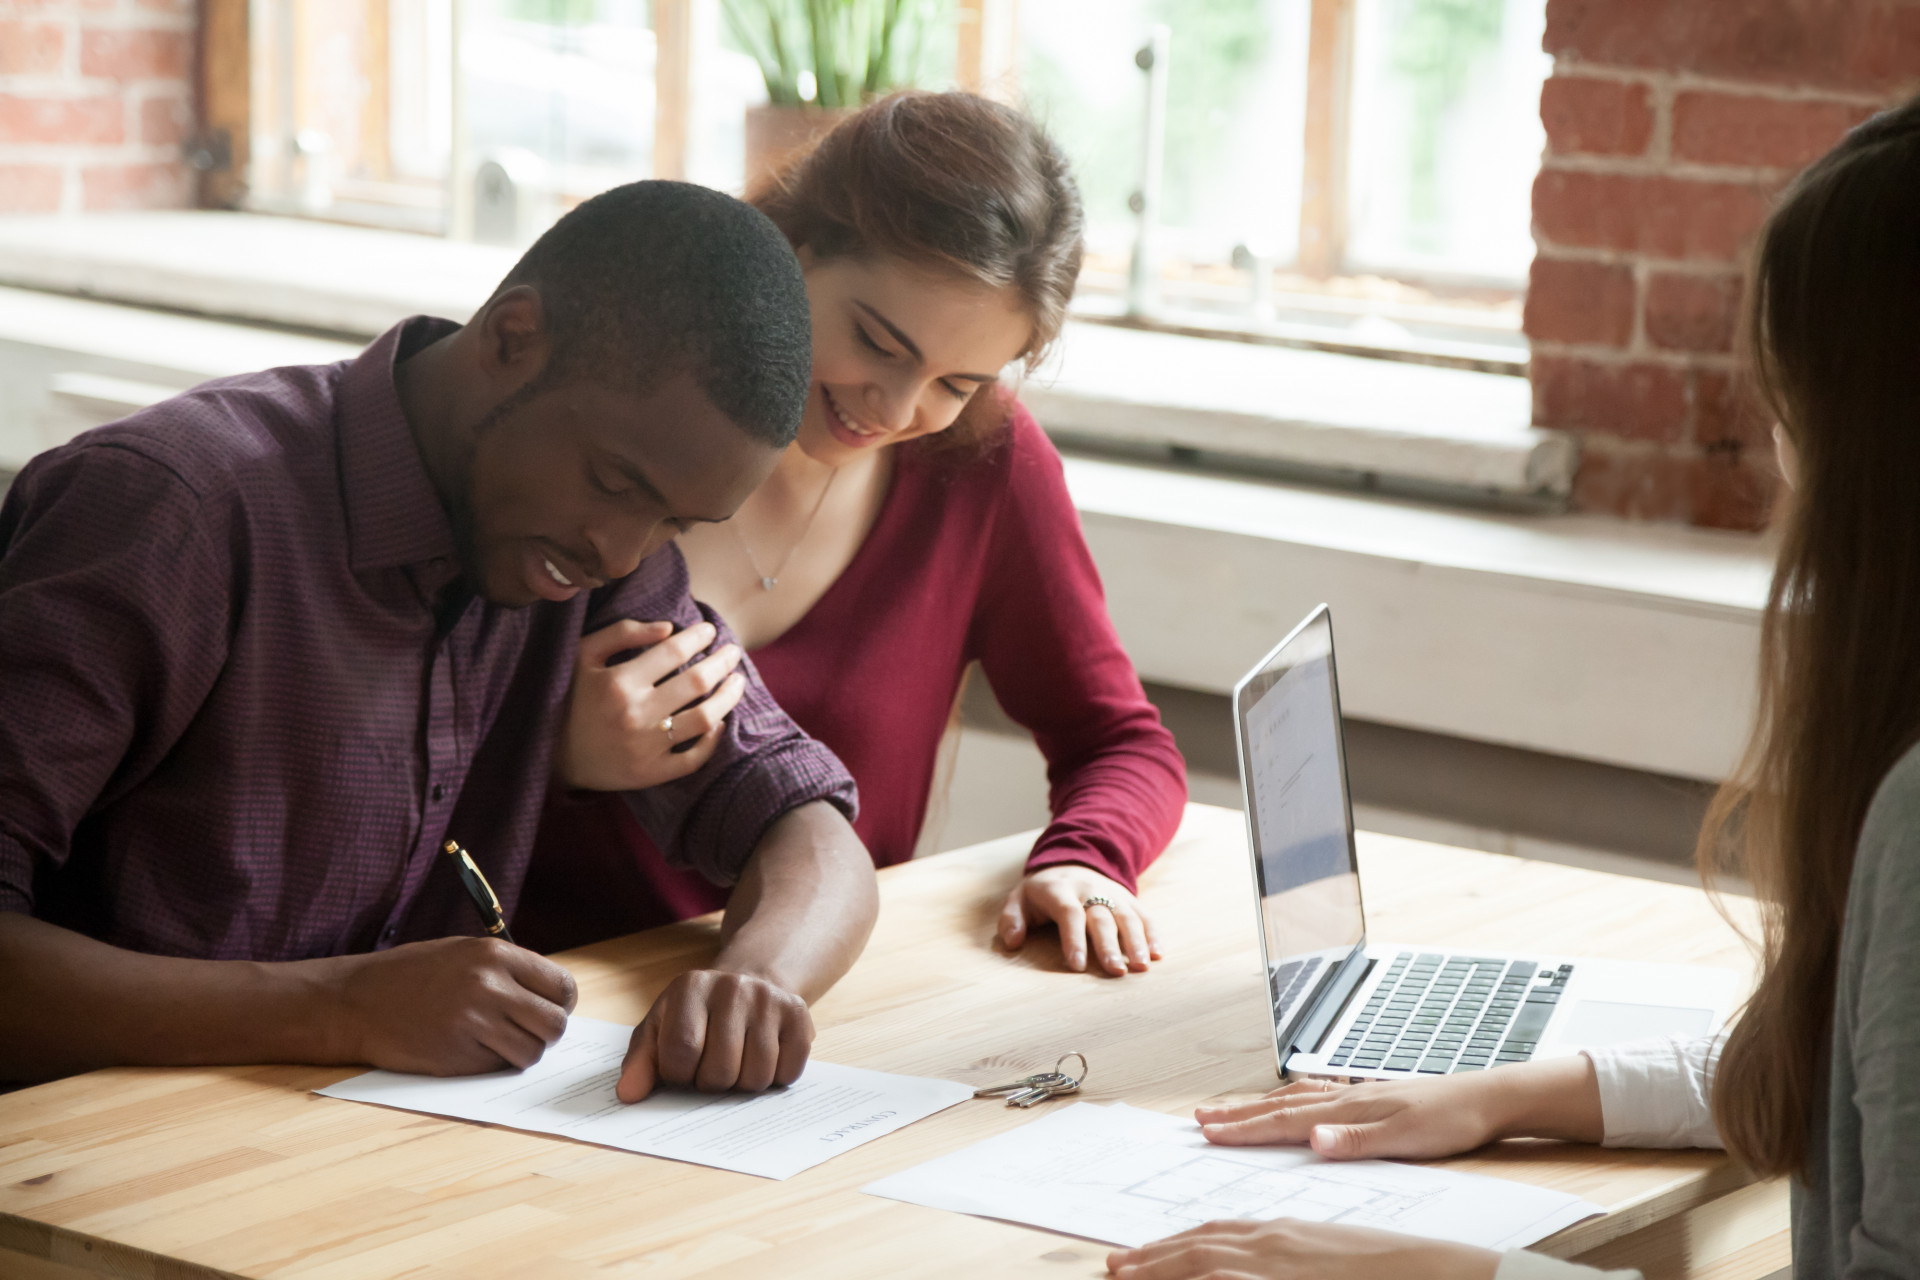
972, 1051, 1088, 1108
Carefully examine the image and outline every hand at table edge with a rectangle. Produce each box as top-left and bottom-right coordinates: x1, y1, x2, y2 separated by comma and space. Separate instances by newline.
998, 864, 1162, 976
1105, 1218, 1502, 1280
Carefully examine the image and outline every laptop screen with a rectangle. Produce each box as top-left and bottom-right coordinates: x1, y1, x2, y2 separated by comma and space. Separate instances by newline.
1234, 606, 1366, 1053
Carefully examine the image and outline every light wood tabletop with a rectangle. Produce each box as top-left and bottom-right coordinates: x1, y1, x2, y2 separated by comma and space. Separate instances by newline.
0, 803, 1781, 1280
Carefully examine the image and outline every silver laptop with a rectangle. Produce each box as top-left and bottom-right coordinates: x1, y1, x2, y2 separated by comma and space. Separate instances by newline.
1234, 604, 1740, 1082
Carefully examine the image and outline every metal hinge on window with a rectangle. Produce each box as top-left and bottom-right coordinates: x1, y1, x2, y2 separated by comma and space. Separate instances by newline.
185, 129, 233, 174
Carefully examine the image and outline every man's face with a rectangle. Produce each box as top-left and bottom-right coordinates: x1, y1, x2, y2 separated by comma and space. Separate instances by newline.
458, 372, 781, 607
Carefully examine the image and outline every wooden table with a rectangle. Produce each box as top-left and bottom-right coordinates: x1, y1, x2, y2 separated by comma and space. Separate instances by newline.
0, 804, 1784, 1280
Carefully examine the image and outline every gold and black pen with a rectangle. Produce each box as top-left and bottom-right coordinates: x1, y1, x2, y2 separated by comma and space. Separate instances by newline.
442, 839, 516, 945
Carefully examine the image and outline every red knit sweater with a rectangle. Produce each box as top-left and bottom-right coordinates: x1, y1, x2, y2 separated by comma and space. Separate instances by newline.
515, 403, 1188, 952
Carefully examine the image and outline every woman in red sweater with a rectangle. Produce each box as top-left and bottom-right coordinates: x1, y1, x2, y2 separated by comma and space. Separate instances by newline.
520, 92, 1187, 976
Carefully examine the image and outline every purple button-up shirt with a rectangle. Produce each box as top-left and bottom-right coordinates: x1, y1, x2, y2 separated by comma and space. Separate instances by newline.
0, 318, 856, 961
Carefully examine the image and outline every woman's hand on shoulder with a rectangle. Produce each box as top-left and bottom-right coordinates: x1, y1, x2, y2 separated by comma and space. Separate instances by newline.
554, 619, 748, 792
1106, 1219, 1499, 1280
998, 865, 1160, 977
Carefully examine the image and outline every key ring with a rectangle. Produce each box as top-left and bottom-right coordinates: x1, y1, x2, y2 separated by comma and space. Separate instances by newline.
972, 1050, 1090, 1108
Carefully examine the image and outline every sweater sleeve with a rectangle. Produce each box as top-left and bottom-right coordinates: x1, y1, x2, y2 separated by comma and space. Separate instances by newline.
1839, 745, 1920, 1279
966, 406, 1188, 891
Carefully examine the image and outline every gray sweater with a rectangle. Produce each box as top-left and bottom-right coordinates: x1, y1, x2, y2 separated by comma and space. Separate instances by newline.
1501, 740, 1920, 1280
1797, 737, 1920, 1278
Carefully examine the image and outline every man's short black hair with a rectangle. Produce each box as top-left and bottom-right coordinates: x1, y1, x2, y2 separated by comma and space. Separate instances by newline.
494, 180, 811, 447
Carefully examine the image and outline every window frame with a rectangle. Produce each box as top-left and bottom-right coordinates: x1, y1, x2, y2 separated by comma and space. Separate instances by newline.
197, 0, 1518, 358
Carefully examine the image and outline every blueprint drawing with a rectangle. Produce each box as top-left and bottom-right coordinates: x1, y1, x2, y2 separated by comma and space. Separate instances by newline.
865, 1102, 1602, 1250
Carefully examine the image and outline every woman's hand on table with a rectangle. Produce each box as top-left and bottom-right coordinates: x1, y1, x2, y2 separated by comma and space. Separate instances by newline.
998, 865, 1161, 976
1194, 1076, 1506, 1161
1194, 1055, 1604, 1160
1106, 1219, 1499, 1280
554, 619, 748, 791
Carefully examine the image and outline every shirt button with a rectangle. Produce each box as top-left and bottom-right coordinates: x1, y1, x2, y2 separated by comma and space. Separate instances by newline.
431, 783, 446, 802
382, 926, 397, 942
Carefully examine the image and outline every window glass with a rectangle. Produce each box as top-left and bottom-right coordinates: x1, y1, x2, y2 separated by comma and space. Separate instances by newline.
243, 0, 1541, 349
249, 0, 394, 216
1344, 0, 1549, 283
388, 0, 454, 185
461, 0, 657, 204
1020, 0, 1310, 301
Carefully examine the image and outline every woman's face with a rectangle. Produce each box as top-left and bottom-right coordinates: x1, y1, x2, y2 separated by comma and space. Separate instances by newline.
793, 249, 1034, 466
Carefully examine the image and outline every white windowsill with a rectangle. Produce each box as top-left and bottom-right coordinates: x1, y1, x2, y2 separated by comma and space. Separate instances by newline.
1066, 453, 1770, 782
1028, 324, 1561, 496
0, 211, 1564, 498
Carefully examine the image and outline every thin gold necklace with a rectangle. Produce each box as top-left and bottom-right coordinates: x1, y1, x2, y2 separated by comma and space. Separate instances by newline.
728, 465, 839, 591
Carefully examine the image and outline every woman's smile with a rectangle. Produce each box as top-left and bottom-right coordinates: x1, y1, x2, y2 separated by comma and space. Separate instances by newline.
821, 384, 890, 448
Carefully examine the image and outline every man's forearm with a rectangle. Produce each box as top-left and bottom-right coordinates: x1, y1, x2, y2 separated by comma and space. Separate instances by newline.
715, 801, 878, 1001
0, 912, 343, 1083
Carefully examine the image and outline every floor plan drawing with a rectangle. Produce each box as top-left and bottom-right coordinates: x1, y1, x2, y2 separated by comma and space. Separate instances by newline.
866, 1102, 1603, 1250
1121, 1153, 1447, 1229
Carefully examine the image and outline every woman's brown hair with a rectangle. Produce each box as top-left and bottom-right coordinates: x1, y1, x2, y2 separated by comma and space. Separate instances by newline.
750, 90, 1085, 451
1703, 96, 1920, 1177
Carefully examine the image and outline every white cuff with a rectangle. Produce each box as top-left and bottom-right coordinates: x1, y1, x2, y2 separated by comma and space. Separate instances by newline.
1583, 1033, 1726, 1149
1495, 1250, 1642, 1280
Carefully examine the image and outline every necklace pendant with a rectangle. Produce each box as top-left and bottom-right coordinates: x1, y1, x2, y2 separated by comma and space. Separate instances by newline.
760, 575, 778, 591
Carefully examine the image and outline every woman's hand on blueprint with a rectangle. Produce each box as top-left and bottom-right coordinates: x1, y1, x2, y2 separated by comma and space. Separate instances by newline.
1193, 1057, 1605, 1161
1105, 1218, 1499, 1280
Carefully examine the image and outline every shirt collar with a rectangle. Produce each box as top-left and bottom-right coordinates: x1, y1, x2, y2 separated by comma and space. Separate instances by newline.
336, 316, 463, 574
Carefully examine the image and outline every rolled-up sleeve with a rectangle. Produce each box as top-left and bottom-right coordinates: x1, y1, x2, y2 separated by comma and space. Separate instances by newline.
585, 552, 857, 887
0, 444, 231, 914
1490, 1036, 1722, 1280
1583, 1034, 1725, 1150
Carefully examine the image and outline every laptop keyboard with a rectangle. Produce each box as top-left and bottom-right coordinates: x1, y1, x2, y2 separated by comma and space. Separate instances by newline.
1269, 955, 1325, 1021
1327, 953, 1574, 1074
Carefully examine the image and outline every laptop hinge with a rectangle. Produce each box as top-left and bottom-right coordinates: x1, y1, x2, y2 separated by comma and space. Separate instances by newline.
1291, 948, 1373, 1058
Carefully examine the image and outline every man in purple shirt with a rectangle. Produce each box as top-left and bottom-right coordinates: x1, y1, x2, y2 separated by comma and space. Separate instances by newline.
0, 182, 878, 1098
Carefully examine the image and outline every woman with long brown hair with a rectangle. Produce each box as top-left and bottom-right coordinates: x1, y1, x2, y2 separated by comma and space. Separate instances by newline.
1102, 99, 1920, 1280
518, 92, 1188, 976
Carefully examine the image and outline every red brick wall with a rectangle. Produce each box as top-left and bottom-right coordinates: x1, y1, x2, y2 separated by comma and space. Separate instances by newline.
1526, 0, 1920, 530
0, 0, 196, 214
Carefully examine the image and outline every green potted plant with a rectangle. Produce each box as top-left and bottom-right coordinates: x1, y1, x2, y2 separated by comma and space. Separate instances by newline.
723, 0, 938, 189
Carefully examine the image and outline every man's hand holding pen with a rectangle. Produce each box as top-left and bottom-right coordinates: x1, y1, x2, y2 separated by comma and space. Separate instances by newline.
432, 834, 829, 1101
318, 936, 578, 1076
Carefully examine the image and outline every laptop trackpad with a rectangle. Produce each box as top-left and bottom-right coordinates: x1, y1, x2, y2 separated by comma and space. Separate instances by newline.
1558, 1000, 1714, 1046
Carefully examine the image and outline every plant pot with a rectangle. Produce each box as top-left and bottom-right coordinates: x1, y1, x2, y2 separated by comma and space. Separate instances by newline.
744, 103, 856, 196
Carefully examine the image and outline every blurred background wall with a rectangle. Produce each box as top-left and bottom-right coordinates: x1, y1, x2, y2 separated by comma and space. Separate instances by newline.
1, 0, 198, 212
9, 0, 1916, 524
1525, 0, 1919, 529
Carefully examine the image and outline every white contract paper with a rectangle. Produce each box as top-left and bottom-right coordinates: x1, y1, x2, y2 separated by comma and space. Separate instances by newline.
316, 1016, 973, 1180
864, 1103, 1602, 1249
